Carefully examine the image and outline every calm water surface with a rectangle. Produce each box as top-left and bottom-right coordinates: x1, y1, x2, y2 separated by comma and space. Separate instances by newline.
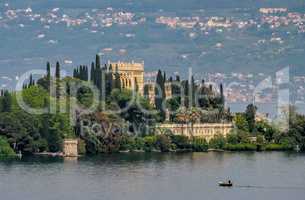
0, 152, 305, 200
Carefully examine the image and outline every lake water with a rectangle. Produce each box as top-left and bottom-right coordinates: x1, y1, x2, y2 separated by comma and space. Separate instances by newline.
0, 152, 305, 200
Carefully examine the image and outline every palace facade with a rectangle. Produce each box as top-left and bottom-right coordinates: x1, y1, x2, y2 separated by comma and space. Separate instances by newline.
157, 123, 233, 141
108, 60, 144, 95
144, 81, 173, 106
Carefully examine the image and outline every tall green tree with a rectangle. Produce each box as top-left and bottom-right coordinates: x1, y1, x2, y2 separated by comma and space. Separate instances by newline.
36, 62, 51, 90
234, 113, 249, 131
90, 62, 95, 82
29, 74, 34, 87
55, 62, 60, 80
55, 62, 61, 113
143, 84, 149, 99
95, 54, 101, 69
113, 65, 121, 90
155, 70, 165, 121
46, 62, 51, 80
181, 80, 189, 107
245, 104, 257, 133
105, 64, 113, 96
190, 75, 196, 107
1, 91, 12, 112
220, 83, 224, 105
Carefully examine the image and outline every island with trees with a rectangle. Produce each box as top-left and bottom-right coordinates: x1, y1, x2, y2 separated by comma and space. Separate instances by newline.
0, 55, 304, 157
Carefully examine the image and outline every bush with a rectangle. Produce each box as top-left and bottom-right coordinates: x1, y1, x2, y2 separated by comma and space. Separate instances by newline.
209, 135, 226, 149
155, 135, 171, 152
169, 135, 190, 149
78, 139, 86, 154
256, 135, 265, 144
0, 136, 16, 157
224, 143, 257, 151
32, 139, 48, 153
134, 137, 145, 150
265, 143, 293, 151
237, 130, 251, 143
227, 133, 239, 145
279, 137, 296, 150
191, 137, 208, 152
143, 136, 157, 152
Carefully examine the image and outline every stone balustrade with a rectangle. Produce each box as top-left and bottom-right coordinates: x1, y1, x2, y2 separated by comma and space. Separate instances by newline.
157, 123, 233, 141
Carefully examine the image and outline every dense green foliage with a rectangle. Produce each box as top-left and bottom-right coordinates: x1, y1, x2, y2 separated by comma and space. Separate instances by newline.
0, 87, 73, 154
224, 143, 257, 151
228, 104, 305, 152
73, 65, 89, 81
165, 79, 231, 123
0, 136, 16, 157
191, 137, 209, 152
209, 134, 226, 149
245, 104, 257, 132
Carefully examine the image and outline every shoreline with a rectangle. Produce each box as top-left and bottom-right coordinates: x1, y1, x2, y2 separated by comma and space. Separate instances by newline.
1, 150, 303, 161
32, 149, 301, 157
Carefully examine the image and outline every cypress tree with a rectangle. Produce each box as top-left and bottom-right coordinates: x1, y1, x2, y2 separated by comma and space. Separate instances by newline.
2, 91, 12, 112
82, 65, 86, 81
78, 67, 81, 79
172, 75, 181, 96
55, 62, 61, 113
144, 84, 149, 99
220, 83, 224, 105
190, 75, 195, 107
46, 62, 51, 80
73, 69, 77, 78
36, 61, 51, 90
105, 64, 113, 95
90, 62, 95, 82
80, 66, 83, 80
155, 70, 165, 121
29, 74, 34, 86
182, 80, 189, 107
113, 65, 121, 90
82, 66, 84, 80
55, 62, 60, 80
85, 66, 88, 81
96, 67, 102, 91
95, 54, 100, 69
80, 66, 84, 80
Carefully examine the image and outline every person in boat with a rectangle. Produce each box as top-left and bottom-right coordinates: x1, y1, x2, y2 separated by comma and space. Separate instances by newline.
228, 180, 232, 184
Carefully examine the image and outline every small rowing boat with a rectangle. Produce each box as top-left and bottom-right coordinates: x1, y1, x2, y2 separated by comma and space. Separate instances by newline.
218, 181, 233, 187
